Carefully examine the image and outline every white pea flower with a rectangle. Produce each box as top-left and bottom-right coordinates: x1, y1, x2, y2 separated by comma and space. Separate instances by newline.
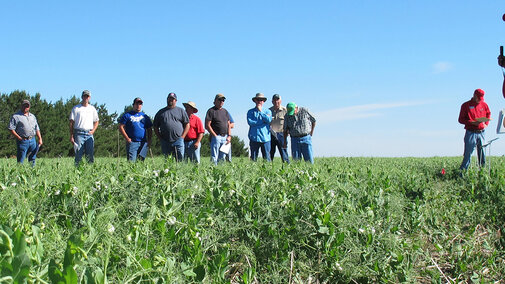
164, 168, 169, 174
72, 187, 78, 195
191, 194, 195, 199
107, 224, 115, 234
126, 234, 132, 242
335, 262, 343, 271
54, 190, 61, 196
328, 190, 335, 198
153, 170, 159, 177
230, 190, 235, 195
11, 182, 17, 187
167, 216, 177, 225
371, 227, 376, 234
359, 228, 365, 233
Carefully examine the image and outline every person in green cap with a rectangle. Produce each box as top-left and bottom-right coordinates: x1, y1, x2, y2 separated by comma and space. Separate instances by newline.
283, 102, 316, 164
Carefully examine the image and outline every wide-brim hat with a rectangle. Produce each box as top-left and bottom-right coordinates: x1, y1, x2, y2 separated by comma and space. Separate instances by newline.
183, 101, 198, 113
252, 93, 267, 102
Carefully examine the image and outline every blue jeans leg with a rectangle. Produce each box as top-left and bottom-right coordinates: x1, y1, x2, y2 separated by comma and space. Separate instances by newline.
277, 133, 289, 163
291, 137, 302, 161
261, 141, 271, 161
126, 141, 142, 162
291, 135, 313, 163
249, 141, 261, 161
17, 138, 37, 165
161, 138, 184, 161
298, 135, 314, 164
185, 140, 201, 163
250, 141, 271, 161
74, 133, 94, 166
460, 130, 485, 170
210, 135, 227, 165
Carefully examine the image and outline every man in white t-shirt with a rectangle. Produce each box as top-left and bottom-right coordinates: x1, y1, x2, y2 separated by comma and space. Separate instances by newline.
69, 90, 99, 166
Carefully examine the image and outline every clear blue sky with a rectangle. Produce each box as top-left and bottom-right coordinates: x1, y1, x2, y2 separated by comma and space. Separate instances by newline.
2, 1, 505, 157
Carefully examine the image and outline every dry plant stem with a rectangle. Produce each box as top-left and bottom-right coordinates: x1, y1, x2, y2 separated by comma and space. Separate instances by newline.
430, 257, 453, 284
289, 250, 294, 284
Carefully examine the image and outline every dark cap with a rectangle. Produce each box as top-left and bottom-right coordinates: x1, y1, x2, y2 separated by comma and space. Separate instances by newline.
272, 94, 281, 100
167, 92, 177, 100
82, 90, 91, 97
22, 99, 31, 106
215, 93, 226, 101
133, 97, 143, 104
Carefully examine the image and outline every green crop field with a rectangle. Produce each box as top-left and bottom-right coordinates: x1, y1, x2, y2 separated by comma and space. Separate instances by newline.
1, 157, 504, 283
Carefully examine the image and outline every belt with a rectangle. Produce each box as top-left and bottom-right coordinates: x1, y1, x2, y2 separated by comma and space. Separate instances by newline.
292, 134, 309, 138
468, 129, 484, 133
21, 136, 33, 140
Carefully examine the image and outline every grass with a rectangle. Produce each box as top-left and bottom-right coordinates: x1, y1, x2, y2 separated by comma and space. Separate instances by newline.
0, 156, 504, 283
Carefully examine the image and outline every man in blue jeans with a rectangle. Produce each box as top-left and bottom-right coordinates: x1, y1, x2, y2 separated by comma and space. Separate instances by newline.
458, 89, 491, 170
205, 94, 232, 165
247, 93, 272, 161
69, 90, 99, 166
153, 92, 189, 161
283, 102, 316, 164
119, 97, 153, 161
269, 94, 290, 163
8, 99, 43, 166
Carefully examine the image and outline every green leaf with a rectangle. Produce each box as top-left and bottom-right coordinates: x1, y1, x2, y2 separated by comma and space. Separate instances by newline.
63, 264, 78, 284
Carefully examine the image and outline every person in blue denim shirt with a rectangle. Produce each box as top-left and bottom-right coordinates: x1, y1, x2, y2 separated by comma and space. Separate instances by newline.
247, 93, 272, 161
8, 99, 43, 166
119, 97, 153, 162
283, 102, 316, 164
153, 92, 190, 161
69, 90, 99, 166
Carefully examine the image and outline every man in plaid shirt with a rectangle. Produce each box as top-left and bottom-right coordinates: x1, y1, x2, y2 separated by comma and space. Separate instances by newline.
283, 102, 316, 164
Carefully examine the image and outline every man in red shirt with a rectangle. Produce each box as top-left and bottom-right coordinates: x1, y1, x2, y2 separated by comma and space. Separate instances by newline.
183, 101, 205, 163
458, 89, 491, 170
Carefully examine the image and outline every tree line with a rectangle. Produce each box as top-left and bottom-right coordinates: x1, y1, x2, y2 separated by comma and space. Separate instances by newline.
1, 90, 248, 159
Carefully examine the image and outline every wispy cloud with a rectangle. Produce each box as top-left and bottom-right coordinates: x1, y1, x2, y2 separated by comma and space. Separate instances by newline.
432, 61, 452, 74
315, 101, 431, 125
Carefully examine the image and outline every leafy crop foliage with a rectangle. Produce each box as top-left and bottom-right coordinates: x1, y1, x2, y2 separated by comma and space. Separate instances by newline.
0, 157, 504, 282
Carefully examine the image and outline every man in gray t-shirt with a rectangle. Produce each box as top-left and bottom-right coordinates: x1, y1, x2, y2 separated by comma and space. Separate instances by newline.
8, 99, 43, 166
153, 92, 190, 161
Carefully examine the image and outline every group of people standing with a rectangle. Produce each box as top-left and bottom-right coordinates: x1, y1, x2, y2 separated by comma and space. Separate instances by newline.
8, 90, 317, 166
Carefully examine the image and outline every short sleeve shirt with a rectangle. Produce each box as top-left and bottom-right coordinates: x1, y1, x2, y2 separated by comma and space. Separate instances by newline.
153, 106, 189, 142
205, 107, 230, 136
269, 105, 287, 134
8, 111, 40, 137
185, 114, 205, 141
119, 111, 153, 142
283, 107, 316, 136
69, 104, 99, 131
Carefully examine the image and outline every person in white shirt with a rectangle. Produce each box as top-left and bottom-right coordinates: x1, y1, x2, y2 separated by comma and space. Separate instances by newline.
69, 90, 99, 166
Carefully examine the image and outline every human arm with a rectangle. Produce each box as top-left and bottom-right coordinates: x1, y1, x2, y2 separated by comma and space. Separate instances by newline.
146, 127, 152, 146
69, 120, 75, 144
283, 128, 289, 148
89, 120, 99, 135
9, 129, 22, 141
194, 132, 204, 149
205, 120, 218, 137
310, 121, 316, 136
226, 121, 232, 144
36, 130, 43, 146
181, 122, 190, 139
118, 124, 131, 143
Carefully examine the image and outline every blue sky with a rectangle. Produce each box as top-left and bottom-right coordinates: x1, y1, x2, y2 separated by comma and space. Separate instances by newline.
2, 1, 505, 157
